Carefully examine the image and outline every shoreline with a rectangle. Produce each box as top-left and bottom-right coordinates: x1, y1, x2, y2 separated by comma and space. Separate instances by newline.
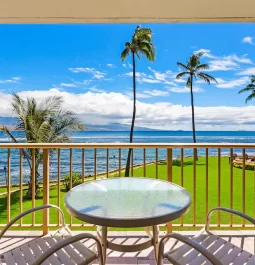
0, 155, 233, 191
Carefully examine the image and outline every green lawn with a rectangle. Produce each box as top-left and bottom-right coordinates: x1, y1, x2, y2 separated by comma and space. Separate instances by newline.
0, 156, 253, 229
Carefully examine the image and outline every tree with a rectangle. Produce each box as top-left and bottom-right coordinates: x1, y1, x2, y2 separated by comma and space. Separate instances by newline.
121, 25, 155, 176
238, 75, 255, 102
176, 52, 217, 158
0, 93, 84, 199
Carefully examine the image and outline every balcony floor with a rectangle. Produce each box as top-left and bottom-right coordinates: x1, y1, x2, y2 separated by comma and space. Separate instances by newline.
0, 230, 255, 264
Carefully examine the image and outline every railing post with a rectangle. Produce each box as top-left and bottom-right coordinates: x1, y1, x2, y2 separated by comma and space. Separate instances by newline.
166, 148, 172, 233
7, 149, 11, 223
43, 149, 49, 235
167, 148, 172, 182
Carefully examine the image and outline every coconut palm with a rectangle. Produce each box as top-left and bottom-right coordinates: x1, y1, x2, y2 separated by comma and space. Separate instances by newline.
121, 25, 155, 177
176, 52, 217, 158
238, 75, 255, 102
0, 93, 84, 199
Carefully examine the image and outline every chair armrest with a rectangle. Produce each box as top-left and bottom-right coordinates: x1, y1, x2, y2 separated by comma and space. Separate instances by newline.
0, 204, 65, 238
31, 233, 103, 265
158, 233, 223, 265
205, 207, 255, 230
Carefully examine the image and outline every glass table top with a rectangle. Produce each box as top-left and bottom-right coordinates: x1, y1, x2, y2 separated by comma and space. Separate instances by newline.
65, 177, 191, 227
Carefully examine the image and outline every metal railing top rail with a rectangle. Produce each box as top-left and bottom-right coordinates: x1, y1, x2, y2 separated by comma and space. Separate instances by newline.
0, 143, 255, 148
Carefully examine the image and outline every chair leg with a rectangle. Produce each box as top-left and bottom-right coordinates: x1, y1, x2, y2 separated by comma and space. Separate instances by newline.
153, 225, 159, 262
158, 239, 165, 265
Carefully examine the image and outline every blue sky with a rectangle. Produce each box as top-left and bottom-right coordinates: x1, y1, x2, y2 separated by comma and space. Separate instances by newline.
0, 24, 254, 130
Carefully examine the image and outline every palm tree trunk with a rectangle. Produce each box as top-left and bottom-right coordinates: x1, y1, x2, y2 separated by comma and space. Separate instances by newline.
190, 74, 198, 160
125, 52, 136, 177
26, 156, 40, 199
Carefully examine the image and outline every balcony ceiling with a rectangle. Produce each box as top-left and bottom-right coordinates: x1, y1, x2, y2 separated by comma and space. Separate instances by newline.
1, 0, 255, 23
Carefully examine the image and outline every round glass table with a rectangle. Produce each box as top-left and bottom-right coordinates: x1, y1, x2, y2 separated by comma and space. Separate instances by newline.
65, 177, 191, 263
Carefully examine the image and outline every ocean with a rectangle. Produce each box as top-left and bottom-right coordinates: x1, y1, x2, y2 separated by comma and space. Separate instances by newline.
0, 130, 255, 184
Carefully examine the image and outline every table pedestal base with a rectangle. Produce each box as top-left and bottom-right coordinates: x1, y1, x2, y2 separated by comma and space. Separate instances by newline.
97, 226, 159, 265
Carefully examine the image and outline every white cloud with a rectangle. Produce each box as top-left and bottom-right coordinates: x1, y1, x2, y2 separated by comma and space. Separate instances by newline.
126, 92, 151, 99
93, 72, 105, 79
3, 89, 255, 130
237, 67, 255, 76
125, 72, 161, 84
68, 67, 106, 79
106, 64, 115, 68
207, 59, 238, 71
124, 68, 177, 86
88, 86, 105, 93
60, 83, 77, 88
194, 49, 216, 59
143, 90, 169, 96
12, 77, 22, 81
216, 76, 250, 89
194, 49, 253, 72
242, 36, 253, 45
229, 54, 253, 64
0, 76, 22, 84
168, 86, 203, 93
73, 80, 92, 85
122, 63, 133, 69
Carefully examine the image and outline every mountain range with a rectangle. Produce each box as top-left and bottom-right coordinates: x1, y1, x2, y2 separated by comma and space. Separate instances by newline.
0, 117, 160, 131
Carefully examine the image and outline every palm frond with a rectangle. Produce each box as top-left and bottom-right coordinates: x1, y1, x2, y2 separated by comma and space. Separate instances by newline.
197, 73, 218, 85
250, 75, 255, 83
123, 26, 155, 62
238, 84, 255, 94
245, 93, 255, 103
135, 52, 140, 60
0, 125, 32, 170
190, 54, 200, 68
195, 51, 204, 58
121, 46, 131, 61
177, 62, 190, 72
138, 44, 155, 61
176, 72, 190, 79
196, 64, 209, 71
187, 76, 191, 88
38, 96, 63, 114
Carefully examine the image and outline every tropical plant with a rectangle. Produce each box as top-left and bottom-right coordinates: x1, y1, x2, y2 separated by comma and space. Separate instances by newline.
63, 172, 82, 192
238, 75, 255, 103
0, 93, 84, 199
176, 52, 217, 159
121, 25, 155, 176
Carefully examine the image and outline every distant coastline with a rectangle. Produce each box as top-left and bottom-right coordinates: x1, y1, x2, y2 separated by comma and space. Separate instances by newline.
0, 116, 253, 132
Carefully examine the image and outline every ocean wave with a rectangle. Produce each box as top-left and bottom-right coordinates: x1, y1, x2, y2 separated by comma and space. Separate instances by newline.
70, 136, 255, 140
0, 137, 25, 141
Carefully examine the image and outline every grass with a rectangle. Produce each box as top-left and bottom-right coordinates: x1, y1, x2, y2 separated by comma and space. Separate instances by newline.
0, 156, 253, 229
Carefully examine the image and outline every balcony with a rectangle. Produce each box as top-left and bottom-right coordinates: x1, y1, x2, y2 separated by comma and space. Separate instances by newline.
0, 143, 255, 264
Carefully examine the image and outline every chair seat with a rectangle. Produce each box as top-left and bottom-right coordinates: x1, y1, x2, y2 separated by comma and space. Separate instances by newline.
0, 227, 97, 265
165, 230, 255, 265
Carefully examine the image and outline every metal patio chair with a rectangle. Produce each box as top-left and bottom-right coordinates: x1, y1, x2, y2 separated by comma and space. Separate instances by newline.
0, 204, 103, 265
158, 207, 255, 265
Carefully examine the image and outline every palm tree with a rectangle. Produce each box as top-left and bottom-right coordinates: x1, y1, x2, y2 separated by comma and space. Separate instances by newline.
0, 93, 84, 199
176, 52, 217, 158
121, 25, 155, 177
238, 75, 255, 102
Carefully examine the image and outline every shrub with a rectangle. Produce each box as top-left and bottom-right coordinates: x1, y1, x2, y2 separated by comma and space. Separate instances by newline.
172, 159, 181, 166
233, 162, 255, 171
63, 172, 82, 192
